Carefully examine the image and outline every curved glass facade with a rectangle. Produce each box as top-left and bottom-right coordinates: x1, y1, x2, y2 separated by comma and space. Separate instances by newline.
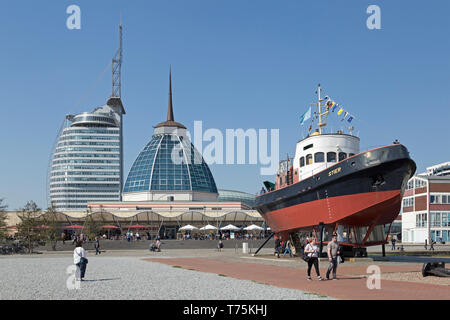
218, 189, 256, 208
123, 134, 218, 194
49, 103, 124, 211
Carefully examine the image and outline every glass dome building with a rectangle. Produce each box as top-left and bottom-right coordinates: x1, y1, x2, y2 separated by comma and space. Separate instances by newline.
122, 71, 218, 202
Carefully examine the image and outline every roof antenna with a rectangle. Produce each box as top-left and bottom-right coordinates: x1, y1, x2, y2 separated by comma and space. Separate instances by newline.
112, 20, 123, 98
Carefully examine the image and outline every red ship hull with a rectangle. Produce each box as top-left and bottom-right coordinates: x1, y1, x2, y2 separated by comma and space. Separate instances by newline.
263, 189, 401, 234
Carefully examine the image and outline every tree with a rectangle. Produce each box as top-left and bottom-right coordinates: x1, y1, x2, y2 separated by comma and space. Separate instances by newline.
0, 199, 8, 241
84, 207, 105, 241
17, 201, 45, 254
42, 204, 61, 251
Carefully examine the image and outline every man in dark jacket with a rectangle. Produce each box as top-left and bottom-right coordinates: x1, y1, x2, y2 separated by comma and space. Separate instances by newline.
94, 237, 101, 255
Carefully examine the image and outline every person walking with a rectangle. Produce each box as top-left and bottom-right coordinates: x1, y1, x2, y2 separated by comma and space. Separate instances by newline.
326, 234, 340, 280
304, 237, 323, 281
424, 239, 427, 250
274, 236, 282, 258
73, 241, 88, 281
218, 240, 224, 252
94, 237, 101, 255
283, 239, 293, 257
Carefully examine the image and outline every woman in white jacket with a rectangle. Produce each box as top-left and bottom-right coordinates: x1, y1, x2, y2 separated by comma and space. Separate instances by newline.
304, 237, 323, 281
73, 241, 88, 281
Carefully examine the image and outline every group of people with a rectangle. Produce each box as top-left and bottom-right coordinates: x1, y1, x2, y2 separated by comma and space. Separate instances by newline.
181, 232, 268, 241
126, 231, 144, 242
275, 234, 342, 281
304, 235, 341, 281
274, 237, 293, 258
149, 238, 161, 252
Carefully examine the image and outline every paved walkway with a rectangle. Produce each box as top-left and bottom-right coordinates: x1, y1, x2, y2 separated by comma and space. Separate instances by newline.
145, 257, 450, 300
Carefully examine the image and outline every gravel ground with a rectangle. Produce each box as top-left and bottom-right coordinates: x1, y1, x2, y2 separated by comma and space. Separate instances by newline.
0, 254, 333, 300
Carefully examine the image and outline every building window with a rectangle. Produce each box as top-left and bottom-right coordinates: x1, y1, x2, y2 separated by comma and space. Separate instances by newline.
430, 212, 441, 227
300, 157, 305, 167
314, 152, 324, 163
403, 197, 414, 207
327, 152, 337, 163
306, 154, 313, 165
442, 213, 449, 227
416, 213, 427, 228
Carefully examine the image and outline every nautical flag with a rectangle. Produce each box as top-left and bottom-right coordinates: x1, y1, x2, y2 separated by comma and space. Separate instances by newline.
347, 116, 354, 123
341, 112, 349, 121
300, 107, 312, 125
323, 96, 329, 102
337, 108, 344, 115
327, 101, 335, 109
308, 125, 312, 132
332, 104, 339, 112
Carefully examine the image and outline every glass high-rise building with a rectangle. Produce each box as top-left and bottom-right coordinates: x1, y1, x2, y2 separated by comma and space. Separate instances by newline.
49, 24, 125, 211
49, 98, 125, 210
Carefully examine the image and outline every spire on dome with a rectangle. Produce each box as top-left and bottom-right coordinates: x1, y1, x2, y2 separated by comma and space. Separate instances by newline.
154, 66, 186, 129
167, 66, 174, 121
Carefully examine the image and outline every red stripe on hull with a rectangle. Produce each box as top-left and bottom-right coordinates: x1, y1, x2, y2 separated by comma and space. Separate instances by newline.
263, 190, 401, 233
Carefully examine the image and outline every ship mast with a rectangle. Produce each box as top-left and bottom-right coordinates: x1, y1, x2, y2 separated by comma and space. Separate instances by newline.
316, 83, 329, 134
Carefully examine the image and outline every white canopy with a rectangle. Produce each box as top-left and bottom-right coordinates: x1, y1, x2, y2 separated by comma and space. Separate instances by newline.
220, 224, 241, 231
179, 224, 198, 231
243, 224, 264, 231
199, 224, 218, 231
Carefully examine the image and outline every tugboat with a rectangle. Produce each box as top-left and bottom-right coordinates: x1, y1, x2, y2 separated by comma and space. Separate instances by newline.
255, 85, 416, 256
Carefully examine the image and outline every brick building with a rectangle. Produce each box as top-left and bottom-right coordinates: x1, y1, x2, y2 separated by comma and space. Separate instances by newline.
401, 162, 450, 243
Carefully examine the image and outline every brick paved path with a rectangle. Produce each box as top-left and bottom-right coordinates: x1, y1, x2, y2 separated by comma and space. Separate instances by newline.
144, 257, 450, 300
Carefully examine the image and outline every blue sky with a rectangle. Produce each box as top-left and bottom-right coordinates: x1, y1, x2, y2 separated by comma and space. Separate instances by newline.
0, 0, 449, 210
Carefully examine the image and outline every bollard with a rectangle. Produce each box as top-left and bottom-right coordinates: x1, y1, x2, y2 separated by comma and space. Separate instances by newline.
243, 242, 249, 254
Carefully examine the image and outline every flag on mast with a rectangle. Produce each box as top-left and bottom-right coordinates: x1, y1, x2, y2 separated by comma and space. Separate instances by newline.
300, 107, 312, 125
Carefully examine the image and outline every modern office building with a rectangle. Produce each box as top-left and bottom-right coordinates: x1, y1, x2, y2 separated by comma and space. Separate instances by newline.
401, 162, 450, 243
48, 24, 125, 211
424, 161, 450, 177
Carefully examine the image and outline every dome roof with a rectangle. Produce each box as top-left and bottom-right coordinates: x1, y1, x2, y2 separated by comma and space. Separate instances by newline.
123, 68, 218, 196
123, 134, 218, 194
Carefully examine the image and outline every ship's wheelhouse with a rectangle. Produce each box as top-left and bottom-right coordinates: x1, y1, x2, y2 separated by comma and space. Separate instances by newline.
292, 130, 360, 183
